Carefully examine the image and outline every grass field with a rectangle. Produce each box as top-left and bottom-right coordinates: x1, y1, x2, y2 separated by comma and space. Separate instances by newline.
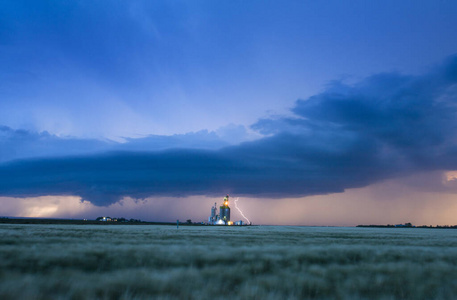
1, 224, 457, 299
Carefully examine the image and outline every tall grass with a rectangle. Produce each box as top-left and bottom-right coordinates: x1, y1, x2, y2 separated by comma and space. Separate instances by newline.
1, 225, 456, 299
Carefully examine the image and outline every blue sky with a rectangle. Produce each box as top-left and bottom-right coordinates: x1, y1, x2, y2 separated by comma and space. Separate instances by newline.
1, 1, 457, 225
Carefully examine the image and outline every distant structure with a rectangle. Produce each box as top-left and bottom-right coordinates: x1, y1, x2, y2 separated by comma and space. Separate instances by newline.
96, 216, 114, 222
220, 195, 231, 224
208, 202, 218, 224
207, 195, 248, 225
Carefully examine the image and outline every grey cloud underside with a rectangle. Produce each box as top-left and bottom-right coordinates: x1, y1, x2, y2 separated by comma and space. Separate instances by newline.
2, 55, 457, 205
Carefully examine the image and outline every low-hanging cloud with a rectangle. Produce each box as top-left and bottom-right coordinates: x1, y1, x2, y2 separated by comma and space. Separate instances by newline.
1, 55, 457, 205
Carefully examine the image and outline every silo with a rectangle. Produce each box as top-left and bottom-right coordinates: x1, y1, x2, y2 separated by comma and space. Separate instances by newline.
218, 194, 231, 224
220, 206, 230, 223
210, 202, 217, 223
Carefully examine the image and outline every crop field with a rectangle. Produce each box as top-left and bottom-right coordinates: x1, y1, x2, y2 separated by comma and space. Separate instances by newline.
1, 224, 457, 299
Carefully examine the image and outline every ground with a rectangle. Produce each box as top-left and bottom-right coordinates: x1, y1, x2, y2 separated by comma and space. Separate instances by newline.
0, 224, 456, 299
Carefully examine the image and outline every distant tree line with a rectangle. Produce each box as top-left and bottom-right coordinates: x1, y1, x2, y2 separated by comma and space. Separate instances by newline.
357, 222, 457, 229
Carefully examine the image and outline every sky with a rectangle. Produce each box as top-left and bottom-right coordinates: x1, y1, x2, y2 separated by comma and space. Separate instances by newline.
2, 0, 457, 225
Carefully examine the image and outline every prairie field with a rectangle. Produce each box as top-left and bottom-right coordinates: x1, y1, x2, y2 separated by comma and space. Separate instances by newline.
0, 224, 457, 299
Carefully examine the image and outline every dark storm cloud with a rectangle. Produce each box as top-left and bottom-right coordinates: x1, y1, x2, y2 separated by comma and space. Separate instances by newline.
2, 55, 457, 205
0, 141, 384, 206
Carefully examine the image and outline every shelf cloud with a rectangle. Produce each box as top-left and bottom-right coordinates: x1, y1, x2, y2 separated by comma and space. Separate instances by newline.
1, 55, 457, 205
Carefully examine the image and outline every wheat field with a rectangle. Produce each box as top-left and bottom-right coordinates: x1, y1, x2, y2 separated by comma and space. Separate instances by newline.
0, 224, 456, 299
